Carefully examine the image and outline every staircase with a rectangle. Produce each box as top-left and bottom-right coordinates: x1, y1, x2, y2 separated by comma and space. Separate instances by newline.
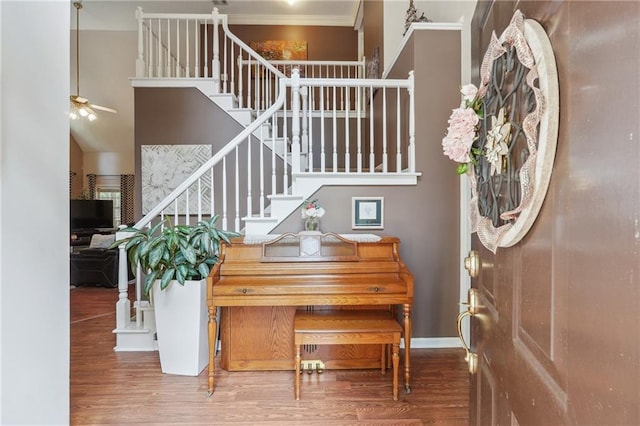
114, 7, 420, 351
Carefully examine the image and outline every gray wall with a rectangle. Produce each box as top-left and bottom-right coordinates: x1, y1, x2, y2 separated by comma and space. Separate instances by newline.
274, 29, 463, 338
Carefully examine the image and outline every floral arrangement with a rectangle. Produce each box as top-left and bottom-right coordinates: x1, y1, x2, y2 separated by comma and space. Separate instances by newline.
300, 199, 325, 219
442, 84, 512, 175
441, 84, 484, 175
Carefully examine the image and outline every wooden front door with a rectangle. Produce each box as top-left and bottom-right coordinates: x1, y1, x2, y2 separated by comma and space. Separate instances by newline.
465, 1, 640, 425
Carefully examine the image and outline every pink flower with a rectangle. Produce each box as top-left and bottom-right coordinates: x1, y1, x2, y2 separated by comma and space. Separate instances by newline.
460, 84, 478, 103
441, 106, 479, 163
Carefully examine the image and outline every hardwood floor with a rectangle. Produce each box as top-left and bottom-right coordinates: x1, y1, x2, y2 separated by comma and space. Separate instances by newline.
70, 286, 469, 425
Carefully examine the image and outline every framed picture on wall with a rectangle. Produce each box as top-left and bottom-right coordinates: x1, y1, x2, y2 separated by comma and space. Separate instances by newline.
352, 197, 384, 229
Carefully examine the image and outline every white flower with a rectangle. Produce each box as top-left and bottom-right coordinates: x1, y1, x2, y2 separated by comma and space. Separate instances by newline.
460, 84, 478, 103
301, 200, 325, 218
484, 108, 511, 175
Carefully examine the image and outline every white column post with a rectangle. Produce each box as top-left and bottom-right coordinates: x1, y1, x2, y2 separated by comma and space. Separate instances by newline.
291, 69, 301, 177
408, 71, 416, 173
237, 54, 244, 108
300, 85, 309, 171
212, 8, 221, 94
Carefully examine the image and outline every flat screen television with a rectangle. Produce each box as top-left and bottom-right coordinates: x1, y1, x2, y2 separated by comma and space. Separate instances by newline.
70, 200, 114, 230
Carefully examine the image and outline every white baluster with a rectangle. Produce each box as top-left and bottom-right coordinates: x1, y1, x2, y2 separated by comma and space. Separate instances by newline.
146, 21, 152, 77
173, 198, 179, 225
230, 43, 236, 98
396, 86, 402, 173
271, 113, 277, 197
195, 20, 200, 78
237, 54, 243, 108
259, 124, 265, 216
234, 146, 240, 232
185, 19, 190, 78
254, 63, 259, 111
204, 18, 208, 77
222, 33, 228, 93
283, 93, 288, 194
184, 186, 190, 225
222, 157, 227, 230
408, 71, 416, 173
156, 19, 162, 77
369, 85, 374, 173
135, 8, 145, 77
320, 87, 326, 173
197, 178, 202, 222
357, 84, 362, 173
247, 56, 252, 110
344, 85, 350, 172
307, 87, 314, 172
210, 168, 215, 217
176, 20, 181, 77
382, 87, 388, 173
165, 18, 171, 77
246, 135, 252, 220
300, 85, 308, 172
291, 69, 301, 177
332, 85, 337, 173
212, 8, 220, 94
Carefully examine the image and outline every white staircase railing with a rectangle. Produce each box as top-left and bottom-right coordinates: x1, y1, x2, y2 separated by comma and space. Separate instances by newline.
135, 7, 286, 109
117, 8, 418, 351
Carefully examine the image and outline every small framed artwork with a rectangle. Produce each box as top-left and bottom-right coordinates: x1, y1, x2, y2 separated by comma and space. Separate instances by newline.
352, 197, 384, 229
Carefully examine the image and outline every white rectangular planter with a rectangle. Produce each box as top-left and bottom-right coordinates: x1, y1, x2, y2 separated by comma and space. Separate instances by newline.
152, 279, 208, 376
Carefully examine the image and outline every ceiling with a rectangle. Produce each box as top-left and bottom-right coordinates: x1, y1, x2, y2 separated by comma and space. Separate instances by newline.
70, 0, 361, 156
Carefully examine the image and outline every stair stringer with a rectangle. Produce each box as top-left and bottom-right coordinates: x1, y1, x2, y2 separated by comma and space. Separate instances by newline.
243, 172, 420, 235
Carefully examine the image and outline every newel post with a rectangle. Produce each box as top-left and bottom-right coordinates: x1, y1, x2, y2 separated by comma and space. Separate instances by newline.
115, 229, 132, 331
291, 69, 301, 176
212, 8, 221, 94
237, 54, 244, 108
135, 7, 145, 77
300, 85, 309, 170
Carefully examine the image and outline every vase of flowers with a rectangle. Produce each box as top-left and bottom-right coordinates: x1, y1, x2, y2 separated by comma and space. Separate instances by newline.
300, 199, 325, 232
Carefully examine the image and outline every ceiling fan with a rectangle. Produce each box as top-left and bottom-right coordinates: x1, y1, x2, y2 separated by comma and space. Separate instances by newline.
70, 1, 117, 121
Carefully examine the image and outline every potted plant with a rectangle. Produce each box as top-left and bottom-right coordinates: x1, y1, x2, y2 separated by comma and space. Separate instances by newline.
112, 215, 238, 376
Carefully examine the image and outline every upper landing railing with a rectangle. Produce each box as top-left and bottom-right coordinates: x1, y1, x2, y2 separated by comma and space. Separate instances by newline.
135, 7, 365, 112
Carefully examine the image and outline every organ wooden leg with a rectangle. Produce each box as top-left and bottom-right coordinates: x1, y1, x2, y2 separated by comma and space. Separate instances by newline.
207, 305, 218, 396
403, 303, 412, 394
392, 342, 400, 401
295, 344, 301, 400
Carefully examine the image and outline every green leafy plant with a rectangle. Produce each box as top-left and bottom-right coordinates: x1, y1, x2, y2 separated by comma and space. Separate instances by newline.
111, 215, 239, 295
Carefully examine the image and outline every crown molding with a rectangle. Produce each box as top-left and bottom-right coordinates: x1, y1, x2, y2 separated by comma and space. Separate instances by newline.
228, 14, 355, 27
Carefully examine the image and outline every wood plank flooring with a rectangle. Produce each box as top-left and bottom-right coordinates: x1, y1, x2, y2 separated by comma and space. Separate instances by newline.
70, 286, 469, 425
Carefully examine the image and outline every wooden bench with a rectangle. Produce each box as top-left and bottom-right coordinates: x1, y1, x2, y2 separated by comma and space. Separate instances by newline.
294, 310, 403, 401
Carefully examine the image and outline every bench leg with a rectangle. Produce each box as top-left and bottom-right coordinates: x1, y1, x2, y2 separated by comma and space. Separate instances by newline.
392, 342, 400, 401
380, 344, 386, 374
295, 344, 301, 400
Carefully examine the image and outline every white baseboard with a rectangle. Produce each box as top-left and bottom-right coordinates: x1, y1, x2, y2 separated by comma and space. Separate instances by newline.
402, 337, 462, 349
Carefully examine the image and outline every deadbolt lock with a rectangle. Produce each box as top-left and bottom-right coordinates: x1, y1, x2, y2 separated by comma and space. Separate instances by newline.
464, 250, 480, 278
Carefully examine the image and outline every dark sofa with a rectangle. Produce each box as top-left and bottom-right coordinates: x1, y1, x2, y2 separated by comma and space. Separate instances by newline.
70, 233, 133, 288
70, 248, 120, 288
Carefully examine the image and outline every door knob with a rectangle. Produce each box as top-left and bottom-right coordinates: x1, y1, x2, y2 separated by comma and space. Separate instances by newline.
464, 250, 480, 278
457, 288, 480, 374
